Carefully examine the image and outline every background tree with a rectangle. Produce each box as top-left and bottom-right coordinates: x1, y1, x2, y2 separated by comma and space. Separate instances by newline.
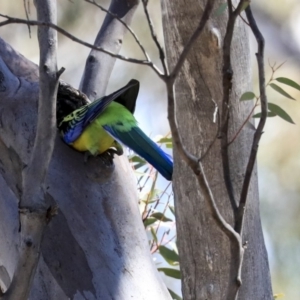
162, 0, 272, 299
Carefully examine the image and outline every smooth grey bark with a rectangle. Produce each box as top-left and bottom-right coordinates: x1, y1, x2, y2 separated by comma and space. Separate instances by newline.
80, 0, 139, 99
2, 1, 61, 299
162, 1, 273, 300
0, 3, 171, 300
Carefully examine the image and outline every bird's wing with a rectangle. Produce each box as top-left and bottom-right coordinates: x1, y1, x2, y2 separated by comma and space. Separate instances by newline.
103, 124, 173, 180
113, 79, 139, 114
59, 80, 138, 144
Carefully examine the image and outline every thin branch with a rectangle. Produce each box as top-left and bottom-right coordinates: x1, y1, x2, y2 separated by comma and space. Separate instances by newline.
2, 1, 61, 299
141, 0, 168, 75
23, 0, 31, 37
166, 84, 200, 174
228, 98, 259, 146
221, 0, 249, 214
0, 14, 164, 78
196, 163, 244, 287
170, 0, 216, 81
236, 5, 267, 234
166, 82, 244, 286
85, 0, 152, 62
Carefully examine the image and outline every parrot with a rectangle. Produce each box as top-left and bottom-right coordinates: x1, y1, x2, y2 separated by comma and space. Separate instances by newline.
58, 80, 173, 181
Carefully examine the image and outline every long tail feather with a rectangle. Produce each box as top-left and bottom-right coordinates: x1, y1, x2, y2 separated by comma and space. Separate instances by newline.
104, 125, 173, 180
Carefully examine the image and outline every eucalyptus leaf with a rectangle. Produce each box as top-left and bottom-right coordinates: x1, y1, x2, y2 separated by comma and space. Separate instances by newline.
158, 137, 172, 144
268, 102, 295, 124
252, 111, 276, 118
143, 217, 157, 227
158, 268, 181, 279
276, 77, 300, 92
168, 289, 182, 300
240, 91, 256, 101
150, 227, 158, 244
169, 205, 175, 216
269, 83, 295, 100
240, 0, 250, 12
151, 212, 173, 222
159, 245, 180, 265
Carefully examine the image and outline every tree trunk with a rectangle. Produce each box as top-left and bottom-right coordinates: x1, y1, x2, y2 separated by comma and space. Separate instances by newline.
162, 1, 273, 299
0, 2, 171, 298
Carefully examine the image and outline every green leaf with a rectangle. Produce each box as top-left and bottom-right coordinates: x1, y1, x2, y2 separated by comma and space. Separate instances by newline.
252, 111, 276, 118
159, 245, 180, 265
130, 155, 147, 170
168, 205, 175, 216
214, 3, 228, 16
276, 77, 300, 92
150, 227, 158, 244
240, 1, 250, 12
268, 102, 295, 124
269, 83, 295, 100
130, 155, 144, 163
158, 137, 172, 144
142, 199, 158, 204
143, 217, 157, 227
168, 289, 182, 300
158, 268, 181, 279
240, 91, 256, 101
151, 212, 173, 222
133, 162, 147, 170
166, 143, 173, 149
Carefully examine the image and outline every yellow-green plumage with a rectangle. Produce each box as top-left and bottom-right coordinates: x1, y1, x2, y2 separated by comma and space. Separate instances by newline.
71, 102, 136, 155
58, 80, 173, 180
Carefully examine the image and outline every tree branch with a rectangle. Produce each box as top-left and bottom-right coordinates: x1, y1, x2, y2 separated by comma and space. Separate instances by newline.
236, 5, 267, 234
85, 0, 151, 62
80, 0, 139, 98
0, 13, 163, 79
2, 1, 61, 299
221, 0, 249, 214
141, 0, 168, 75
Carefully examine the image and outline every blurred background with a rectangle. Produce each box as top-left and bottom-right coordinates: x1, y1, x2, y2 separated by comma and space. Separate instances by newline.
1, 0, 300, 299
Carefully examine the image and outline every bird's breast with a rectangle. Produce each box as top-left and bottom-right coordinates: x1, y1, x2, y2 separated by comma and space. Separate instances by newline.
71, 122, 115, 156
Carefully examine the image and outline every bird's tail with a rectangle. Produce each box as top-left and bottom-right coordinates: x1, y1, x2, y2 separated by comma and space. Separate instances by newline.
104, 125, 173, 180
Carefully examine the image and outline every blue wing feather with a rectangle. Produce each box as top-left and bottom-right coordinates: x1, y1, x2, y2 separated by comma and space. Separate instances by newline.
103, 125, 173, 180
60, 81, 138, 144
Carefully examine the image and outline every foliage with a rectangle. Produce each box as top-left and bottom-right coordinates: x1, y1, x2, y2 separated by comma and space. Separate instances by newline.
240, 63, 300, 125
129, 134, 181, 299
128, 63, 300, 299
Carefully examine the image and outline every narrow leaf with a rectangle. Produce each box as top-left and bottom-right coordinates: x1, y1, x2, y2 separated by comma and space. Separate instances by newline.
158, 137, 172, 144
252, 111, 276, 118
168, 289, 182, 300
214, 3, 228, 16
276, 77, 300, 92
151, 212, 173, 222
240, 1, 250, 12
133, 162, 147, 170
269, 83, 295, 100
159, 245, 180, 265
150, 227, 158, 244
166, 143, 173, 149
158, 268, 181, 279
130, 156, 145, 163
268, 102, 295, 124
240, 91, 256, 101
143, 217, 157, 227
168, 205, 175, 216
